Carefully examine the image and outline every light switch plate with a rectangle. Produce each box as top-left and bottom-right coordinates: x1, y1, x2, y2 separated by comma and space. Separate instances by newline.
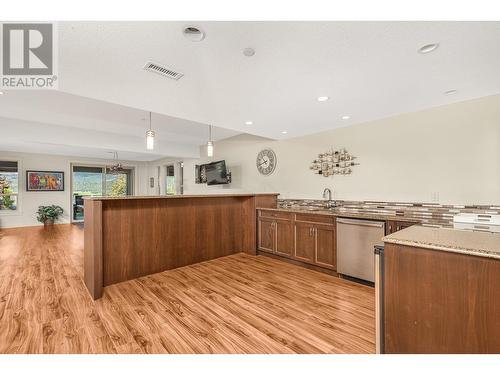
149, 177, 155, 188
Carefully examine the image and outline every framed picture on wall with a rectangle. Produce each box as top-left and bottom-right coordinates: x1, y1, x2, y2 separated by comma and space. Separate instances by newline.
26, 171, 65, 191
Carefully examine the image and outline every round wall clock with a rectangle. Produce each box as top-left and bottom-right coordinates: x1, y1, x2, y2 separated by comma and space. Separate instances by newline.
256, 149, 277, 176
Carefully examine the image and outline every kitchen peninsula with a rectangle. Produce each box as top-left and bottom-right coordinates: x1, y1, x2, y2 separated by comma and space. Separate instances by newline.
83, 193, 278, 299
380, 226, 500, 353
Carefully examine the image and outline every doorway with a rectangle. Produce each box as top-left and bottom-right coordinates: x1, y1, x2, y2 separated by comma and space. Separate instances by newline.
71, 164, 133, 222
164, 162, 183, 195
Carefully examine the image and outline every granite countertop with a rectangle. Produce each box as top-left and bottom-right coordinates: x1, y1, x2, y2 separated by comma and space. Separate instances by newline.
259, 207, 424, 223
84, 193, 279, 200
383, 225, 500, 260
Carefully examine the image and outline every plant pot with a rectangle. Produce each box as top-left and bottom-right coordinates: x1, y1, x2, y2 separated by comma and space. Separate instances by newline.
43, 219, 54, 226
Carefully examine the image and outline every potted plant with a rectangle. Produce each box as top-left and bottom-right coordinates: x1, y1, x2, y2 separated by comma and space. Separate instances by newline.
37, 205, 64, 225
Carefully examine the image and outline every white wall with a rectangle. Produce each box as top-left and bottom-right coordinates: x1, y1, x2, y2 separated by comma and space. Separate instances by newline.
142, 157, 184, 196
0, 151, 149, 228
182, 94, 500, 205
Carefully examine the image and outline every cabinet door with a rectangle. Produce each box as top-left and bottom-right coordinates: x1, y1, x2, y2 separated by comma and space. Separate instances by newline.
294, 222, 315, 264
315, 224, 336, 270
275, 220, 293, 257
258, 218, 275, 253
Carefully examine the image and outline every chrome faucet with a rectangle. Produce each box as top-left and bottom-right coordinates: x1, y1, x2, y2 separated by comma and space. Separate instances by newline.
323, 188, 335, 208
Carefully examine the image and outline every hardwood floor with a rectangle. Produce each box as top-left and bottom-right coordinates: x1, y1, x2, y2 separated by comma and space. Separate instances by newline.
0, 224, 375, 354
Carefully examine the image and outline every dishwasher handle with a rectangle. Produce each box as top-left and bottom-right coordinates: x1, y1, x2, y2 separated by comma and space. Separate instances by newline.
337, 217, 385, 228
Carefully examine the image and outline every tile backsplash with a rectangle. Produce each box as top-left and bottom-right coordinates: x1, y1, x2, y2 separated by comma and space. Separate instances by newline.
278, 199, 500, 226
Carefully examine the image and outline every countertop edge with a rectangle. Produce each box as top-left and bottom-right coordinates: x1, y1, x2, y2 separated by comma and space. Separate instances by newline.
382, 237, 500, 260
257, 207, 421, 223
84, 193, 280, 201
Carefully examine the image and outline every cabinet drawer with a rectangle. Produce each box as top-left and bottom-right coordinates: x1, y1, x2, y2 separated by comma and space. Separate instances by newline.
259, 210, 293, 220
295, 213, 335, 225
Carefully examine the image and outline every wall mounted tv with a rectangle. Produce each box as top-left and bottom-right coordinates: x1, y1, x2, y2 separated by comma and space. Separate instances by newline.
205, 160, 229, 185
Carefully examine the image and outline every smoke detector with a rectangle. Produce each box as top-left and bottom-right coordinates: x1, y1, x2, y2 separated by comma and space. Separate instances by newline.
143, 61, 184, 80
183, 26, 205, 42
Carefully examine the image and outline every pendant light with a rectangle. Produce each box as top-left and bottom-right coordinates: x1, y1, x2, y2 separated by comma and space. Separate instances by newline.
207, 125, 214, 157
146, 112, 155, 150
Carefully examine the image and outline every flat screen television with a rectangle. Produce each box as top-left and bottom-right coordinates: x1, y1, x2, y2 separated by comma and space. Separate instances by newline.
205, 160, 228, 185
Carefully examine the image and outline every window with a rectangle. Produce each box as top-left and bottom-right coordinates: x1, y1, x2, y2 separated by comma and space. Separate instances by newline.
105, 170, 132, 197
0, 161, 19, 211
71, 165, 133, 222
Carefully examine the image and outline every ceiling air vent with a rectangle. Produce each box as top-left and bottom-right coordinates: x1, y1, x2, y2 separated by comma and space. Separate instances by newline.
143, 61, 184, 80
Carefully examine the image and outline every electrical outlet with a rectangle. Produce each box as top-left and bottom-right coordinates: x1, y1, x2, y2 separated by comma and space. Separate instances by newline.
431, 192, 440, 202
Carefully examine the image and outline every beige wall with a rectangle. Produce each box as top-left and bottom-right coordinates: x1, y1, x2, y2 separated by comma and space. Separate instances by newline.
183, 94, 500, 205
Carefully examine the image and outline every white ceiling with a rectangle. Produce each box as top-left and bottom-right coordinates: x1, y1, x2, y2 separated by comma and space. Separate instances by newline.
56, 21, 500, 138
0, 91, 239, 161
2, 21, 500, 160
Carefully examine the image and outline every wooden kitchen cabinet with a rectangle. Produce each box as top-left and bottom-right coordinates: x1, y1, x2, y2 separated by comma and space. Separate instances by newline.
258, 217, 275, 253
257, 209, 337, 272
315, 224, 336, 269
257, 211, 294, 257
275, 220, 294, 257
294, 220, 336, 269
294, 222, 316, 263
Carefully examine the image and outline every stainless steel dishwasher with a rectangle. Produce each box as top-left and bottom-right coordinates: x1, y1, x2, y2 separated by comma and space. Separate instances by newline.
336, 218, 385, 282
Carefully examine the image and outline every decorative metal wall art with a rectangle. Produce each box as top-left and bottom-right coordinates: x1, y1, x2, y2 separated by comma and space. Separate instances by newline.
309, 148, 359, 177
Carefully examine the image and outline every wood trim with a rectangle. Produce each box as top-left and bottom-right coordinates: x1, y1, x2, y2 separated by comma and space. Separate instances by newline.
83, 199, 103, 299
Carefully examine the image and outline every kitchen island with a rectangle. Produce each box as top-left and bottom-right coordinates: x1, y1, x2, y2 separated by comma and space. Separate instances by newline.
380, 226, 500, 353
83, 193, 278, 299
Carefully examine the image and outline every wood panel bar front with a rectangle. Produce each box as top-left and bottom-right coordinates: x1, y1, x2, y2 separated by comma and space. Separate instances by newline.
83, 194, 277, 299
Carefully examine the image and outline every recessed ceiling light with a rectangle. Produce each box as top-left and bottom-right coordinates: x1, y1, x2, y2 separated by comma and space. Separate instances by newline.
182, 26, 205, 42
244, 121, 253, 125
243, 48, 255, 57
317, 96, 329, 102
342, 115, 350, 120
281, 131, 288, 134
444, 89, 457, 95
418, 43, 439, 54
